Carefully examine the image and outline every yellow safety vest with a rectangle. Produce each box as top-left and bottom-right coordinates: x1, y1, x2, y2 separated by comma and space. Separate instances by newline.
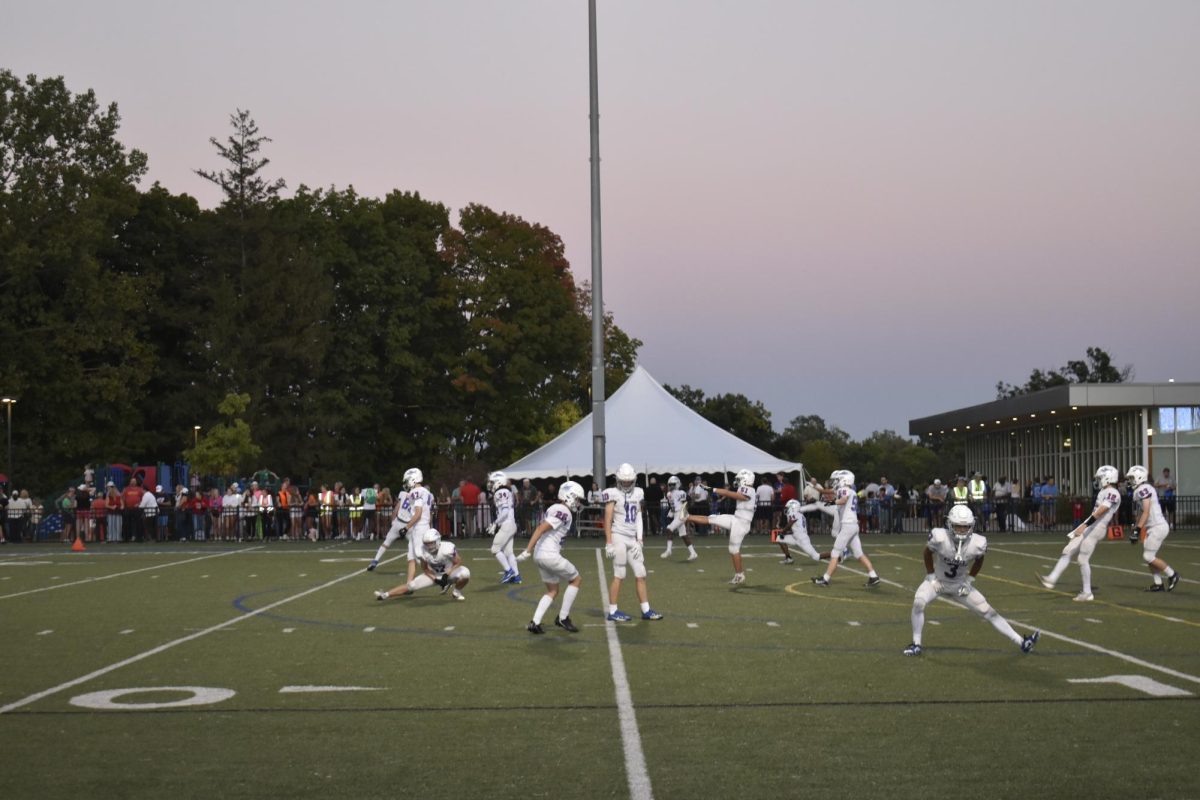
952, 487, 969, 505
968, 480, 986, 501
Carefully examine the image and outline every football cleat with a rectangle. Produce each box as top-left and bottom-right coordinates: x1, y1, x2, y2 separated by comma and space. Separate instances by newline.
555, 616, 580, 633
642, 609, 664, 620
439, 580, 453, 595
729, 573, 746, 585
903, 643, 922, 657
660, 550, 672, 559
1021, 630, 1041, 654
1073, 592, 1094, 602
374, 590, 388, 601
606, 610, 633, 622
1145, 583, 1165, 592
509, 574, 522, 584
527, 621, 545, 635
686, 552, 699, 562
1035, 573, 1054, 589
451, 588, 465, 601
1167, 572, 1180, 591
865, 576, 881, 587
780, 556, 795, 565
366, 560, 378, 572
811, 576, 830, 587
500, 569, 515, 584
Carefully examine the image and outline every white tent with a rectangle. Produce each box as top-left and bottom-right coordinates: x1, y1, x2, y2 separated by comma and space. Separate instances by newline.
502, 365, 803, 480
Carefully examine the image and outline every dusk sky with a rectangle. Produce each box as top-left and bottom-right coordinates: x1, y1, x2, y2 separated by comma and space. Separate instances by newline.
6, 1, 1199, 440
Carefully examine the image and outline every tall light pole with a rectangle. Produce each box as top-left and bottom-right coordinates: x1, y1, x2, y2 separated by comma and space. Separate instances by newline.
1, 397, 14, 488
588, 0, 606, 490
193, 425, 201, 447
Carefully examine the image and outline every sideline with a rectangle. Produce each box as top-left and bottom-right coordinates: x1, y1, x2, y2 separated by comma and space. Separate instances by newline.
0, 547, 263, 601
0, 554, 405, 715
594, 549, 654, 800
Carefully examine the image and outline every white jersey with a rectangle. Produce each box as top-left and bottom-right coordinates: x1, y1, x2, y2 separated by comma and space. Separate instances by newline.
534, 502, 574, 557
927, 528, 987, 585
784, 504, 808, 535
405, 487, 435, 535
730, 484, 756, 522
492, 486, 514, 525
1085, 486, 1122, 535
834, 487, 859, 532
668, 489, 689, 517
605, 487, 643, 539
1132, 482, 1167, 529
421, 540, 460, 576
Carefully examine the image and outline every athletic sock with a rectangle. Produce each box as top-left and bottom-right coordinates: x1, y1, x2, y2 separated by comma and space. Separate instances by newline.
533, 595, 554, 625
495, 552, 509, 571
1047, 555, 1070, 583
868, 570, 878, 578
687, 545, 697, 557
1164, 567, 1176, 577
559, 584, 579, 618
608, 603, 618, 615
640, 601, 650, 614
373, 545, 387, 562
1080, 561, 1092, 595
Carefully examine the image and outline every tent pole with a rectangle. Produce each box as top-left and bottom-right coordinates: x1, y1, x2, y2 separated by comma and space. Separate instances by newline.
588, 0, 606, 492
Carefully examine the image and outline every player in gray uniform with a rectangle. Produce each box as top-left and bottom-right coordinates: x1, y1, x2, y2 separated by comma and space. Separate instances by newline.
516, 481, 586, 634
375, 530, 470, 601
1037, 465, 1122, 601
486, 471, 522, 584
1126, 465, 1180, 592
904, 505, 1040, 656
659, 475, 698, 561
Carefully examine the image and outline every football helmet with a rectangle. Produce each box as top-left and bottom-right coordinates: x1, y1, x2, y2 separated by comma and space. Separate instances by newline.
616, 463, 637, 492
559, 480, 586, 512
785, 498, 801, 516
1095, 465, 1119, 487
946, 504, 974, 559
487, 471, 508, 493
422, 530, 441, 555
830, 469, 854, 489
667, 475, 681, 490
403, 468, 424, 490
1125, 465, 1148, 488
735, 469, 755, 489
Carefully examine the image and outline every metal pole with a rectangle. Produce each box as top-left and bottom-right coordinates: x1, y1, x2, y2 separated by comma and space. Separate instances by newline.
4, 400, 12, 487
588, 0, 606, 491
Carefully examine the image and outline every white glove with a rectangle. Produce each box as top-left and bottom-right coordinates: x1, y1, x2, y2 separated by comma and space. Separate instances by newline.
629, 542, 642, 561
487, 522, 498, 537
604, 544, 615, 559
924, 574, 943, 593
1066, 530, 1077, 540
957, 577, 974, 597
515, 550, 531, 562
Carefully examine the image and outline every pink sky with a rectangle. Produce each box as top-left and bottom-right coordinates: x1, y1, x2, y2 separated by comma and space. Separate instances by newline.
6, 0, 1198, 438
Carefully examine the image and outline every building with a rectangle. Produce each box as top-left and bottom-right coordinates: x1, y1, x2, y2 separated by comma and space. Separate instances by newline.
909, 383, 1199, 496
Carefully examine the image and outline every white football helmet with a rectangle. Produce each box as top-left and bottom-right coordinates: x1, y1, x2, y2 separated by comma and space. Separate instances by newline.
735, 469, 755, 489
785, 498, 801, 516
616, 463, 637, 492
487, 471, 508, 493
403, 468, 423, 490
947, 504, 974, 539
1095, 465, 1119, 487
559, 480, 586, 512
667, 475, 681, 490
830, 469, 854, 489
1125, 465, 1148, 488
422, 530, 441, 555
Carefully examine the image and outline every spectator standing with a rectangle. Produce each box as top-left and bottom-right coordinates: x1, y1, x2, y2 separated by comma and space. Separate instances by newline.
951, 476, 970, 515
755, 478, 775, 534
878, 477, 895, 534
9, 488, 33, 542
925, 479, 947, 529
1156, 468, 1176, 528
105, 483, 123, 542
90, 490, 107, 542
968, 472, 987, 531
192, 490, 208, 540
1030, 478, 1044, 526
689, 476, 710, 535
645, 476, 663, 536
1041, 477, 1059, 529
361, 483, 378, 540
461, 477, 482, 537
60, 486, 78, 543
451, 481, 465, 536
155, 485, 172, 541
138, 486, 158, 541
122, 477, 146, 542
992, 477, 1010, 533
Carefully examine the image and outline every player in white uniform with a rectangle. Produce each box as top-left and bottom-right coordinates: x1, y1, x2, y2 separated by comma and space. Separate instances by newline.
366, 487, 410, 572
484, 471, 522, 584
1037, 465, 1122, 601
375, 530, 470, 601
773, 499, 822, 564
1126, 465, 1179, 592
812, 470, 881, 588
903, 505, 1040, 656
659, 475, 699, 561
683, 469, 757, 584
603, 463, 664, 622
516, 481, 586, 634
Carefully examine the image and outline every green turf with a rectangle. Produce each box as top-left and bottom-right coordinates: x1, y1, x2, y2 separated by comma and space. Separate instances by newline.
1, 534, 1197, 799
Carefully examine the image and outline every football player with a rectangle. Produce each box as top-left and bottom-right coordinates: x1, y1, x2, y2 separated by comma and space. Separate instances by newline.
774, 498, 822, 564
659, 475, 698, 561
811, 470, 881, 588
366, 486, 410, 572
1126, 465, 1179, 592
903, 505, 1040, 656
683, 468, 757, 584
375, 530, 470, 601
1037, 465, 1122, 601
515, 481, 587, 634
485, 471, 522, 584
603, 463, 664, 622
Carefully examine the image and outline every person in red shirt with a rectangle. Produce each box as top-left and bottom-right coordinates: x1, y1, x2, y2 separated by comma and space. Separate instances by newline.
460, 479, 482, 536
122, 477, 147, 542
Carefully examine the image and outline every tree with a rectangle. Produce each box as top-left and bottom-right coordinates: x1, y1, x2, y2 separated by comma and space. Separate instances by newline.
574, 281, 643, 402
663, 384, 776, 452
0, 70, 153, 489
195, 109, 285, 219
184, 393, 261, 477
995, 347, 1132, 398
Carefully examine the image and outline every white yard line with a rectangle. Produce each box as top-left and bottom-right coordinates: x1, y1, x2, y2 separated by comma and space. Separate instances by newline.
988, 546, 1199, 586
834, 562, 1200, 686
0, 547, 263, 601
0, 554, 405, 715
594, 549, 653, 800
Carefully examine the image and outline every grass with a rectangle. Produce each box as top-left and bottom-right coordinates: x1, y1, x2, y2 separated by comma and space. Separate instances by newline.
1, 532, 1197, 800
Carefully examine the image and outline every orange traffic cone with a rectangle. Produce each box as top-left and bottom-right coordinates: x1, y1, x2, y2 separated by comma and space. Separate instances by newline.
71, 532, 86, 552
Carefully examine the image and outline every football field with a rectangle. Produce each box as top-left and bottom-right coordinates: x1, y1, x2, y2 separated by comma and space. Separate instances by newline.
1, 533, 1197, 800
